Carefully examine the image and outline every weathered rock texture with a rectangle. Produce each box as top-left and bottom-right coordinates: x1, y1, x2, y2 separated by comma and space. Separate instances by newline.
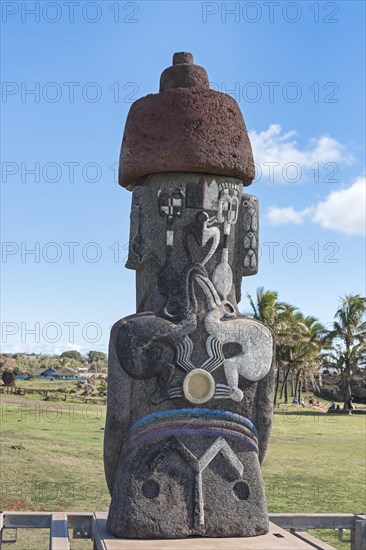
118, 54, 255, 189
105, 53, 275, 540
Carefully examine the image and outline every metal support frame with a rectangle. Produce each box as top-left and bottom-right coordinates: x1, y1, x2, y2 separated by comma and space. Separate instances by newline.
0, 512, 364, 550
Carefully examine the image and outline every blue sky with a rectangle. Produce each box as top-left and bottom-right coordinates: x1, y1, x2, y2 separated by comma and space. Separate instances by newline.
1, 0, 365, 355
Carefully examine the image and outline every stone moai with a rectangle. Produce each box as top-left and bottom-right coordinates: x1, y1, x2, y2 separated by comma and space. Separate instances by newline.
104, 52, 275, 540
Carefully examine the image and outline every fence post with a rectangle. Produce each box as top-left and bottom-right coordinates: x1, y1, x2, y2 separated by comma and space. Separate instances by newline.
351, 516, 366, 550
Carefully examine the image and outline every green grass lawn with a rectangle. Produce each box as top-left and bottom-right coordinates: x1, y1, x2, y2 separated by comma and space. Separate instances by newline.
1, 396, 365, 549
264, 409, 366, 548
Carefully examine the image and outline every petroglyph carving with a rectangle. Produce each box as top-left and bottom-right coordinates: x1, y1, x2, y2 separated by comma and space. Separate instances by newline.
242, 194, 259, 276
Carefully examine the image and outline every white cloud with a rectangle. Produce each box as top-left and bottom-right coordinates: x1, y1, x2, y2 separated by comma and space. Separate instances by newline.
267, 206, 308, 225
52, 343, 88, 356
312, 177, 366, 235
266, 177, 366, 236
249, 124, 353, 184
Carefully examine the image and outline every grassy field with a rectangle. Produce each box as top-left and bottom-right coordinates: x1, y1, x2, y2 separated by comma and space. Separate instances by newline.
264, 409, 366, 547
0, 390, 365, 549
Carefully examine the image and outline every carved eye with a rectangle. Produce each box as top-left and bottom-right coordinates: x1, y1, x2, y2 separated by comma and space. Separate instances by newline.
233, 481, 250, 501
141, 479, 160, 500
223, 301, 235, 316
196, 211, 209, 224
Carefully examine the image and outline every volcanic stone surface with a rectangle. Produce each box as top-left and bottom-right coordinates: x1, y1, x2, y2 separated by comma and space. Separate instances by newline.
105, 53, 274, 541
118, 53, 255, 189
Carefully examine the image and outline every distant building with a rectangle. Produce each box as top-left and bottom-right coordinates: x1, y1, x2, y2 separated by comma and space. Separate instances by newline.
53, 367, 78, 378
40, 367, 78, 378
40, 367, 56, 377
77, 367, 89, 373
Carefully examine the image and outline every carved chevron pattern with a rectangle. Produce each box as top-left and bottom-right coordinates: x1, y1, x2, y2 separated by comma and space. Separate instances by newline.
200, 336, 225, 373
176, 335, 224, 374
176, 337, 195, 372
147, 436, 244, 528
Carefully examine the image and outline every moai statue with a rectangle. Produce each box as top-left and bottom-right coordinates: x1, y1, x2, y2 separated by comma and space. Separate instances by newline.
104, 52, 275, 539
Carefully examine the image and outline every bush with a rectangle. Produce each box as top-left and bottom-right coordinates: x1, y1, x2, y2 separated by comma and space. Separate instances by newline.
11, 443, 25, 451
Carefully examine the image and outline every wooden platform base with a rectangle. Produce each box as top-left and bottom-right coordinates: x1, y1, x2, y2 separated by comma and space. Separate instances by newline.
92, 514, 335, 549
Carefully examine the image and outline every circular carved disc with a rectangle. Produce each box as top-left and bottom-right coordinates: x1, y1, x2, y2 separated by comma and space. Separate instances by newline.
183, 369, 215, 404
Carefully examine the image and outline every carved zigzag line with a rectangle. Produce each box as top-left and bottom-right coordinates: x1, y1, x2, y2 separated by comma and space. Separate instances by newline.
201, 336, 225, 373
176, 338, 195, 372
149, 436, 243, 477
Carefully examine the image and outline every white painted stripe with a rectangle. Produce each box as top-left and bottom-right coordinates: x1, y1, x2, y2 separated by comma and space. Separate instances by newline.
166, 230, 174, 246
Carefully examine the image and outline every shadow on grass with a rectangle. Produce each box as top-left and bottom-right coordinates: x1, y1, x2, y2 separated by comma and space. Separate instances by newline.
274, 410, 342, 416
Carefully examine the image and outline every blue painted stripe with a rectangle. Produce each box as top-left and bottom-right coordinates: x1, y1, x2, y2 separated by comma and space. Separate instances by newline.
129, 418, 258, 445
125, 427, 259, 453
128, 408, 258, 437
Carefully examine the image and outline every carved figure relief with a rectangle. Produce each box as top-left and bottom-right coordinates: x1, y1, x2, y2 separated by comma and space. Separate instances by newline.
157, 187, 185, 319
242, 194, 259, 275
116, 178, 273, 408
128, 187, 154, 268
106, 176, 274, 537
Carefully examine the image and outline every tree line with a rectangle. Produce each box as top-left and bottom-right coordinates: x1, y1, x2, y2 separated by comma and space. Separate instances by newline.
246, 289, 366, 409
0, 350, 107, 375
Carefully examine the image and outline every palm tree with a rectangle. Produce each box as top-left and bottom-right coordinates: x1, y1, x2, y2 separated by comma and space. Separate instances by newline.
274, 306, 323, 404
246, 289, 303, 404
246, 287, 280, 326
289, 315, 326, 401
275, 304, 302, 403
246, 288, 325, 404
325, 294, 366, 409
247, 287, 279, 402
